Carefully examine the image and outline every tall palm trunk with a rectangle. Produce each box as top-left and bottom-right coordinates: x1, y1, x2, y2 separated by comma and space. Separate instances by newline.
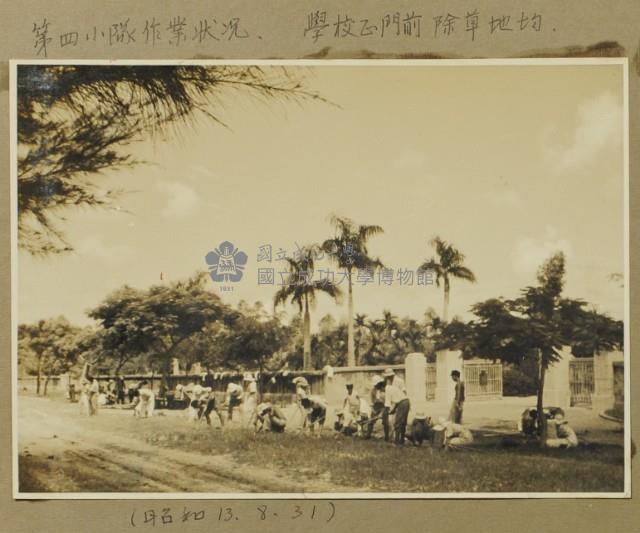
347, 270, 355, 367
303, 295, 312, 369
36, 356, 42, 395
537, 349, 547, 448
443, 276, 450, 322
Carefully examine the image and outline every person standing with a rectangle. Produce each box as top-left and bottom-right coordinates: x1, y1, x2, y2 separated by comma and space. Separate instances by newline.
134, 380, 155, 418
225, 378, 244, 422
366, 376, 389, 440
115, 375, 126, 405
383, 368, 410, 445
244, 375, 258, 426
89, 378, 100, 416
342, 382, 360, 419
449, 370, 465, 424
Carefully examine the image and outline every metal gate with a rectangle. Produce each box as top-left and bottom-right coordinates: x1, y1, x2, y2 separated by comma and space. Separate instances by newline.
569, 358, 594, 406
425, 363, 436, 400
463, 361, 502, 399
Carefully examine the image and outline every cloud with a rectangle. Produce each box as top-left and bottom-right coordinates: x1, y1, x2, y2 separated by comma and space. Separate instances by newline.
75, 234, 133, 264
157, 181, 200, 218
512, 227, 573, 276
482, 189, 522, 207
543, 91, 622, 173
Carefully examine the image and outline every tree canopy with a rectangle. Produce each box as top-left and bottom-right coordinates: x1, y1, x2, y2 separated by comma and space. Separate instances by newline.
18, 65, 323, 255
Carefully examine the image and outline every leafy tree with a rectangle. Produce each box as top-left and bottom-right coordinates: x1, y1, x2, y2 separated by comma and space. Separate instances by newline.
17, 65, 324, 255
88, 272, 234, 394
558, 299, 623, 357
469, 253, 566, 446
18, 316, 81, 395
220, 309, 289, 395
418, 236, 476, 322
273, 245, 341, 369
323, 215, 384, 366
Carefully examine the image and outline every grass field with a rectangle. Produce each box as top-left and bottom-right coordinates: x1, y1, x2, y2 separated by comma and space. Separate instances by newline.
134, 420, 625, 493
17, 395, 626, 494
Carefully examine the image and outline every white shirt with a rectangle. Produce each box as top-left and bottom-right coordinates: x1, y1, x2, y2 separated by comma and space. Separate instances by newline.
226, 382, 243, 397
392, 375, 406, 393
384, 383, 408, 409
247, 381, 257, 394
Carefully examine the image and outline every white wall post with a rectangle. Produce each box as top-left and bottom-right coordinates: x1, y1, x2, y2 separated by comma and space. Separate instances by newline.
542, 346, 572, 410
404, 352, 427, 419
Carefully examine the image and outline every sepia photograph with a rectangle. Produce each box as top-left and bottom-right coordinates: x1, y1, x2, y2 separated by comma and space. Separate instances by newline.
11, 59, 629, 498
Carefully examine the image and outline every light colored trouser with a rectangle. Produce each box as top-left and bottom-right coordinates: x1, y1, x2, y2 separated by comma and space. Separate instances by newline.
546, 438, 577, 448
135, 395, 155, 418
244, 395, 257, 424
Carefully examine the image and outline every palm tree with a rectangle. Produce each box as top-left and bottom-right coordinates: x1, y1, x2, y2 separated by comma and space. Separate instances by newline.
274, 245, 342, 369
323, 215, 384, 367
354, 313, 369, 365
418, 236, 477, 322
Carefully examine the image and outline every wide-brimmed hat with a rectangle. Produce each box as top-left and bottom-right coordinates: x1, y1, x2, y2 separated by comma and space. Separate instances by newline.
554, 412, 567, 423
383, 368, 395, 378
414, 412, 427, 420
257, 402, 272, 414
244, 375, 256, 382
292, 376, 309, 387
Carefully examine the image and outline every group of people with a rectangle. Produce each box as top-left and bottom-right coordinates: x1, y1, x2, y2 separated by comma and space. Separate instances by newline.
74, 375, 155, 418
175, 374, 260, 428
331, 368, 472, 449
72, 366, 579, 451
520, 406, 579, 448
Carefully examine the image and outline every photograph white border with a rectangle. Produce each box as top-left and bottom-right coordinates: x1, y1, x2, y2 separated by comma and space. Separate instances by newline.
10, 57, 631, 500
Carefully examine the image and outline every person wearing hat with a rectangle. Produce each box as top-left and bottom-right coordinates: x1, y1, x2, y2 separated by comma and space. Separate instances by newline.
342, 381, 361, 419
546, 412, 579, 448
199, 388, 225, 428
292, 376, 311, 428
384, 369, 410, 445
225, 377, 244, 422
186, 383, 205, 422
406, 412, 433, 446
243, 374, 258, 426
255, 402, 287, 433
134, 380, 155, 419
435, 418, 473, 450
365, 375, 389, 440
445, 420, 474, 450
449, 370, 465, 424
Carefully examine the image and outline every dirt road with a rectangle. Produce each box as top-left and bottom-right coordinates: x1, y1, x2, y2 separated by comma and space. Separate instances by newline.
18, 395, 339, 494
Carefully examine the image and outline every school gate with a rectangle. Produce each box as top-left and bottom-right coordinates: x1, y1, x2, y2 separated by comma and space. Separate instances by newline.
569, 358, 594, 407
425, 358, 502, 402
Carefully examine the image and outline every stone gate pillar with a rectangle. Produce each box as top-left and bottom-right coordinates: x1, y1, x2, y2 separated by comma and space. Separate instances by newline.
592, 351, 615, 413
542, 346, 572, 410
434, 350, 462, 404
405, 352, 427, 418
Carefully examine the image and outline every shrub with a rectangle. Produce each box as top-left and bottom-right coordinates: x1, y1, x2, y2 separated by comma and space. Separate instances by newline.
502, 366, 538, 396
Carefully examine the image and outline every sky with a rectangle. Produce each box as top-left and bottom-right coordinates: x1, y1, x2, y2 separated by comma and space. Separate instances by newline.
17, 63, 626, 329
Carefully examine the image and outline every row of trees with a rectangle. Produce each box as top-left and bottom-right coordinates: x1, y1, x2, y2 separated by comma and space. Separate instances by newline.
19, 253, 622, 401
274, 215, 478, 368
